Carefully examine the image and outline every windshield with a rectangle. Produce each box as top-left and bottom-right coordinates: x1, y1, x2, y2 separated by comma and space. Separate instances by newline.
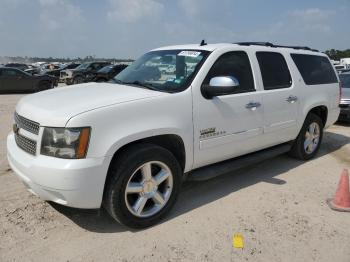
75, 63, 90, 70
99, 65, 114, 73
114, 50, 209, 92
340, 74, 350, 88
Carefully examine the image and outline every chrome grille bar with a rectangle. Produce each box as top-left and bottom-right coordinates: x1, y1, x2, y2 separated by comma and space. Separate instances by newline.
14, 133, 37, 155
14, 112, 40, 135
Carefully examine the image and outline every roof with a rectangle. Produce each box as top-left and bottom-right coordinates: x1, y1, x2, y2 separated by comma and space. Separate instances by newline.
152, 42, 322, 55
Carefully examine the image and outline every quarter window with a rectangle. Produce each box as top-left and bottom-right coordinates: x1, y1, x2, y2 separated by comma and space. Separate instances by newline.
204, 51, 255, 94
256, 52, 292, 90
291, 54, 338, 85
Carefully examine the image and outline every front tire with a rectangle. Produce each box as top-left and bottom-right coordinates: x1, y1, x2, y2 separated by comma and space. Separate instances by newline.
289, 113, 323, 160
103, 144, 182, 228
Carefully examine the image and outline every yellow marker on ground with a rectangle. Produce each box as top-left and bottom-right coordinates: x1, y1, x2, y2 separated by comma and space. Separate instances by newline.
233, 234, 244, 249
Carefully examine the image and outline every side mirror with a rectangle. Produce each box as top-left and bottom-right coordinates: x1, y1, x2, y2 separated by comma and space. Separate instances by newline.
201, 76, 240, 99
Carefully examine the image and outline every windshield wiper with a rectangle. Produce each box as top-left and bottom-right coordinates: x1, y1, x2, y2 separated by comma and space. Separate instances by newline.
125, 81, 159, 91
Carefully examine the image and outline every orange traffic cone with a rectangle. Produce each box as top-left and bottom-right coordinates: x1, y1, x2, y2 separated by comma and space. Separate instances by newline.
327, 169, 350, 212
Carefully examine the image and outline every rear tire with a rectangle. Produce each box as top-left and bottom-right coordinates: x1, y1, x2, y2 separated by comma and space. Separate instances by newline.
289, 113, 323, 160
73, 76, 84, 85
103, 144, 182, 228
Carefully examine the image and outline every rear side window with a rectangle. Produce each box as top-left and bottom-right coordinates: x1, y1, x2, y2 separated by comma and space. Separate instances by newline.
256, 52, 292, 90
204, 51, 255, 94
291, 54, 338, 85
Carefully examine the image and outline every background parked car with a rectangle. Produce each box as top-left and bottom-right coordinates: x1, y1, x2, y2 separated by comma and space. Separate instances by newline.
5, 63, 29, 71
0, 67, 57, 93
63, 61, 111, 85
45, 63, 81, 79
93, 64, 128, 82
339, 72, 350, 121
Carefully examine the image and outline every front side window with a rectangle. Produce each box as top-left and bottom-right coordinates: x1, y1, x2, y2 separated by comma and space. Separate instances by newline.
2, 69, 22, 77
114, 50, 209, 93
203, 51, 255, 94
256, 52, 292, 90
291, 54, 338, 85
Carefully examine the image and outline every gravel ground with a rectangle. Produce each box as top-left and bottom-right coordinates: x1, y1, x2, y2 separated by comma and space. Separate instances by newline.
0, 89, 349, 262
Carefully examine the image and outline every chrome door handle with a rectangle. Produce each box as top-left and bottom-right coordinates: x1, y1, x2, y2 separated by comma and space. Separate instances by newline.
286, 95, 298, 103
245, 102, 261, 111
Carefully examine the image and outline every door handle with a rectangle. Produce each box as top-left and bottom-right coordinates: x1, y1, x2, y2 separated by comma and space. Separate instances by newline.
286, 95, 298, 103
245, 102, 261, 111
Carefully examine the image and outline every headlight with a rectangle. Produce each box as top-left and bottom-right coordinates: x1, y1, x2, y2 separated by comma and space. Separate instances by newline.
41, 127, 91, 159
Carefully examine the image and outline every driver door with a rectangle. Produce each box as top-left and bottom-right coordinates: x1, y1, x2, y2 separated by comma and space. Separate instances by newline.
1, 68, 32, 92
192, 51, 264, 169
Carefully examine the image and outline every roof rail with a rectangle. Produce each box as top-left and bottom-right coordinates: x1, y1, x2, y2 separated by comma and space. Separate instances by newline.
234, 42, 319, 52
235, 42, 274, 47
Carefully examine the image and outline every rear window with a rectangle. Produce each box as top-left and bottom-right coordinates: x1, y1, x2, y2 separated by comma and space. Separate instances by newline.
256, 52, 292, 90
340, 74, 350, 88
291, 54, 338, 85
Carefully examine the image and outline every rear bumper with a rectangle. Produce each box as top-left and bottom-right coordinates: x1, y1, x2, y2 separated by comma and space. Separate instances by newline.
7, 133, 112, 208
339, 105, 350, 121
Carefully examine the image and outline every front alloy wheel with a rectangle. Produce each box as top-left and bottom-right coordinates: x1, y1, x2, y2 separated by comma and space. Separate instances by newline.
125, 161, 173, 218
103, 144, 182, 228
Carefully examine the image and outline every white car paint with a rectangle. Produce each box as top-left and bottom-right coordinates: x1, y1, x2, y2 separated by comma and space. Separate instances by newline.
7, 43, 340, 208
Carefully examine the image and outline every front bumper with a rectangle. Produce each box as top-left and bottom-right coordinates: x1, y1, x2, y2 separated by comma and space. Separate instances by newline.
7, 133, 112, 208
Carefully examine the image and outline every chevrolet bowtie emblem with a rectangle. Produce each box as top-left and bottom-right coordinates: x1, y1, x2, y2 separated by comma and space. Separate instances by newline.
13, 123, 19, 134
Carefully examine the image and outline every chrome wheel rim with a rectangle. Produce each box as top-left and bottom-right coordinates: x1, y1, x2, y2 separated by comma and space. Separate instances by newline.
304, 122, 320, 154
124, 161, 173, 218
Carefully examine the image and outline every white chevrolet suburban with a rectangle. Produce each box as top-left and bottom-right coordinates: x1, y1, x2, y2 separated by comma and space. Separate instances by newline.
7, 42, 340, 228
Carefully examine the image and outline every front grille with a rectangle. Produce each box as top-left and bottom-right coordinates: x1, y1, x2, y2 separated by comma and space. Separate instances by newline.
340, 104, 350, 108
14, 133, 37, 155
14, 112, 40, 135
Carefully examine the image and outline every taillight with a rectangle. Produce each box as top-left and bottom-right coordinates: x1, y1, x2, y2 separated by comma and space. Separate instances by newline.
339, 81, 342, 106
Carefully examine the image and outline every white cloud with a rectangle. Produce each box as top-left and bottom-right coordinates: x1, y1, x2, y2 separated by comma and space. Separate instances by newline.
289, 8, 335, 33
107, 0, 164, 23
177, 0, 201, 17
38, 0, 84, 31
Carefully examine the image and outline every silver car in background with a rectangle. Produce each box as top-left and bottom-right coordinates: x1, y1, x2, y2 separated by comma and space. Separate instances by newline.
339, 72, 350, 121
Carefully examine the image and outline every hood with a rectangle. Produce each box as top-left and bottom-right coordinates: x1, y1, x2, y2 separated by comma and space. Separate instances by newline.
16, 82, 165, 127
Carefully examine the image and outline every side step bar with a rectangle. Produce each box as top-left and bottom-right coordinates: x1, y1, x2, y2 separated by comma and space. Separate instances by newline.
186, 143, 292, 181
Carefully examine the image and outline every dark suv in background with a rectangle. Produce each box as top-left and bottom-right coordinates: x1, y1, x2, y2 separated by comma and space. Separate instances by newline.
93, 64, 128, 82
62, 62, 111, 85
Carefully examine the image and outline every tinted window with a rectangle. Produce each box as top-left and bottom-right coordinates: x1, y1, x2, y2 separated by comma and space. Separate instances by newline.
291, 54, 338, 85
340, 74, 350, 88
204, 51, 255, 93
256, 52, 292, 90
2, 69, 22, 76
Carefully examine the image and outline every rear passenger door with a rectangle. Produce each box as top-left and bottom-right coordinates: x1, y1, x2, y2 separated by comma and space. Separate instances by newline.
256, 52, 299, 144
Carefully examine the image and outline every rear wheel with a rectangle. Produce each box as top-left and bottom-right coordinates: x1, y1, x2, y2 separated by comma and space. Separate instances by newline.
73, 76, 84, 85
289, 113, 323, 160
103, 144, 182, 228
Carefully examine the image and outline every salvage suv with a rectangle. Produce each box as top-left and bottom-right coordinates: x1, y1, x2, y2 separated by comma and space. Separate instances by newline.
7, 42, 340, 228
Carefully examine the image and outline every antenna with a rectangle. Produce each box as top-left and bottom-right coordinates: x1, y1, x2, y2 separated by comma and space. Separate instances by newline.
200, 40, 207, 46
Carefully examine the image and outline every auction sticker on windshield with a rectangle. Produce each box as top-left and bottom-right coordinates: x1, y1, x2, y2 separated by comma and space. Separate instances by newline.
178, 51, 201, 57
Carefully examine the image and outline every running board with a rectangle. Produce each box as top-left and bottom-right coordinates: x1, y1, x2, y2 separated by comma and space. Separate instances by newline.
186, 143, 292, 181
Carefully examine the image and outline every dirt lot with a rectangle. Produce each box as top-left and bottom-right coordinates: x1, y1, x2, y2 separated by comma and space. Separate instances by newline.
0, 92, 350, 262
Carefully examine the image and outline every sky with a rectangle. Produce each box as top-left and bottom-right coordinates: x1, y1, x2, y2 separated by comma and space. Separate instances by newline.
0, 0, 349, 59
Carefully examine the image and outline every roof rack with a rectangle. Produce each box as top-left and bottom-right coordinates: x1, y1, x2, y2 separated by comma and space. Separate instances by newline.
234, 42, 319, 52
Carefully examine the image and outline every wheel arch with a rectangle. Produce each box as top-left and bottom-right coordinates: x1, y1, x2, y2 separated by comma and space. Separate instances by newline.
305, 105, 328, 127
102, 134, 186, 197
